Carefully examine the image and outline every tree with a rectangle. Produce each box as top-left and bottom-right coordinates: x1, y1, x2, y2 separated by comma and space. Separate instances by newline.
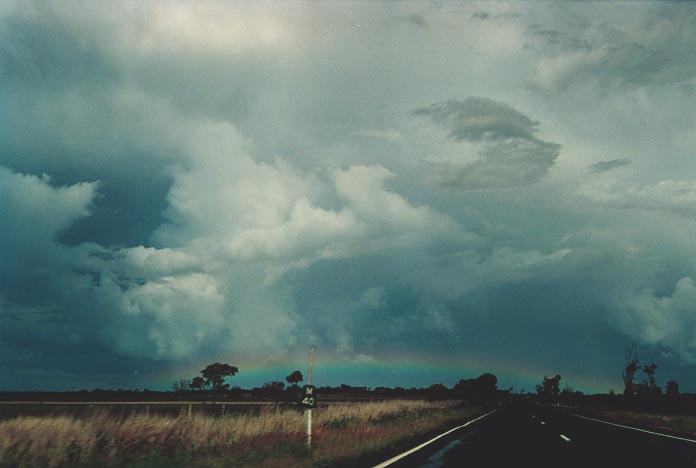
262, 381, 286, 403
172, 379, 191, 394
190, 376, 206, 392
453, 373, 498, 403
536, 375, 561, 403
622, 347, 640, 398
285, 370, 303, 387
634, 382, 649, 399
560, 383, 583, 403
642, 363, 659, 395
201, 362, 239, 395
666, 380, 680, 397
426, 383, 450, 400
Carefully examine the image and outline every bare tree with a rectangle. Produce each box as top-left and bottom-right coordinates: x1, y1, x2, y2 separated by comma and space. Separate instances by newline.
622, 347, 640, 398
643, 363, 658, 392
172, 379, 191, 395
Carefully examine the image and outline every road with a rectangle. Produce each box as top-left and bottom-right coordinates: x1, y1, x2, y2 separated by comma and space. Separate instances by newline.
381, 403, 696, 467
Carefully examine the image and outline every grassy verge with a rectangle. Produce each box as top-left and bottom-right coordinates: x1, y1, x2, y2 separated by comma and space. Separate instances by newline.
569, 408, 696, 437
0, 400, 484, 467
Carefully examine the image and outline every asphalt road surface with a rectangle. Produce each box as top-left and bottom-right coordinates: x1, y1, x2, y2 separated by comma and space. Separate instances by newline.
383, 403, 696, 468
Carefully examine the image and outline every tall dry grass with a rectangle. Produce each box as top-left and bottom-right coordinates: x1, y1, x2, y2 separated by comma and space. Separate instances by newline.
0, 400, 480, 468
583, 409, 696, 435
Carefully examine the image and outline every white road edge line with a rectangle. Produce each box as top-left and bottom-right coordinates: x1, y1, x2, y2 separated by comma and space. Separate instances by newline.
566, 412, 696, 444
560, 434, 571, 442
372, 410, 497, 468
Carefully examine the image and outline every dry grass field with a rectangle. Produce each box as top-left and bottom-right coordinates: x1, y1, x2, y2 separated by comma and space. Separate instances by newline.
0, 400, 483, 467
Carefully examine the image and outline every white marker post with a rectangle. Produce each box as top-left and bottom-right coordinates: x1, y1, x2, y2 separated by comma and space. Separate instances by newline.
306, 345, 315, 449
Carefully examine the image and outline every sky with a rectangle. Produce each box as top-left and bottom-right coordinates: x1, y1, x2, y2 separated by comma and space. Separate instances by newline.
2, 1, 696, 393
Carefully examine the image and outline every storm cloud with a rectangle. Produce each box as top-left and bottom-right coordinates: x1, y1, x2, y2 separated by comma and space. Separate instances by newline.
2, 1, 696, 392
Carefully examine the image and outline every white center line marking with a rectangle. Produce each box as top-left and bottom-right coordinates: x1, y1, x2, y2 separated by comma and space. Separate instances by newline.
560, 434, 571, 442
372, 410, 497, 468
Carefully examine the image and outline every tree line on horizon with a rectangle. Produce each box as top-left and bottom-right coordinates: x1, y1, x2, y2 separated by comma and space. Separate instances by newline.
170, 364, 504, 403
171, 363, 309, 403
532, 348, 683, 410
621, 347, 680, 401
7, 351, 686, 408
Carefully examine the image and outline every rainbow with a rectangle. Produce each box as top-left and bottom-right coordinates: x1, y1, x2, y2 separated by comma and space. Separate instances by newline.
155, 349, 619, 394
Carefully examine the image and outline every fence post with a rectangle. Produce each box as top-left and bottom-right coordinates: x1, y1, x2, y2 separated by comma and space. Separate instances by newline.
306, 344, 315, 449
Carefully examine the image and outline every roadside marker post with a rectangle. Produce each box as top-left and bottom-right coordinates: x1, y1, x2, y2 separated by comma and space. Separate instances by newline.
304, 345, 316, 449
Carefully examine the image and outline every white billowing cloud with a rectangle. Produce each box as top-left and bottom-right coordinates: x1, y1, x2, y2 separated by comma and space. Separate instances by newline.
153, 121, 331, 248
1, 115, 319, 361
78, 121, 320, 357
70, 246, 301, 360
620, 277, 696, 362
116, 273, 225, 358
156, 121, 464, 266
6, 0, 696, 388
335, 165, 456, 232
72, 122, 469, 360
69, 247, 300, 361
0, 165, 97, 257
227, 198, 363, 262
121, 246, 201, 276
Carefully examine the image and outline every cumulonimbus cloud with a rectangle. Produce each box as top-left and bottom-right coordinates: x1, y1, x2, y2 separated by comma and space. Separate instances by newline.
619, 277, 696, 363
5, 1, 696, 390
